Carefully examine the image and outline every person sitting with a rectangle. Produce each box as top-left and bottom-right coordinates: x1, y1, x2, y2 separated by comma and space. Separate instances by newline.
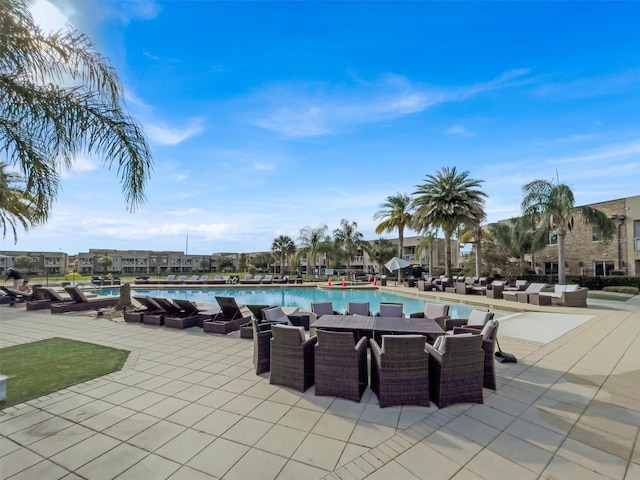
18, 280, 31, 293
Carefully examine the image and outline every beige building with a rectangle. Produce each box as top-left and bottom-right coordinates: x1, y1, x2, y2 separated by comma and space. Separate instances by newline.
497, 195, 639, 277
74, 249, 209, 275
0, 251, 69, 276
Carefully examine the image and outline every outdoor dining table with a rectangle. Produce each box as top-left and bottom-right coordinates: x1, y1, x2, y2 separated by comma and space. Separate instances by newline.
311, 314, 444, 343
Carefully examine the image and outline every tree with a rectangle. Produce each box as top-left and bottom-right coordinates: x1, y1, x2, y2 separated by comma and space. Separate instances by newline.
414, 229, 438, 276
362, 238, 396, 275
412, 167, 487, 278
333, 219, 363, 274
521, 179, 616, 284
238, 253, 247, 272
373, 193, 413, 282
200, 258, 210, 272
98, 256, 112, 273
0, 162, 45, 242
0, 0, 153, 224
297, 224, 328, 276
13, 255, 32, 271
271, 235, 296, 275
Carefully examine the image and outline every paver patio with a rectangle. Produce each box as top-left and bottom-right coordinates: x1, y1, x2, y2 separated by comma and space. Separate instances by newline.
1, 288, 639, 479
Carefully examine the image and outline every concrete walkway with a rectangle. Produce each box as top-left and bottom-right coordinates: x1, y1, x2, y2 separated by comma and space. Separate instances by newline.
1, 292, 638, 479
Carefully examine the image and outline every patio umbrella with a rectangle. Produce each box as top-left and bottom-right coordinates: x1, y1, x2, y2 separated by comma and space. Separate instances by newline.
384, 257, 410, 272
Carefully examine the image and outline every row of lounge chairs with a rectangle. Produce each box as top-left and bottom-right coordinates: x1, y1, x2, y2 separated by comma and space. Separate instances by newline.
133, 274, 303, 285
4, 285, 120, 313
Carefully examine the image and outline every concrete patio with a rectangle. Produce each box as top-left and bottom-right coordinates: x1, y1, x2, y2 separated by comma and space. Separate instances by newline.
1, 291, 639, 480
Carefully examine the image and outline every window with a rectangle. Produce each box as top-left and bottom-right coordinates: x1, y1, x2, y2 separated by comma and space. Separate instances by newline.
592, 226, 603, 242
544, 262, 558, 275
594, 261, 614, 276
548, 231, 558, 245
635, 220, 640, 251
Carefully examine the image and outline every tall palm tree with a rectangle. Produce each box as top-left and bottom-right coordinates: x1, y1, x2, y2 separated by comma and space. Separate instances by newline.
412, 167, 487, 278
415, 229, 439, 275
271, 235, 296, 275
0, 163, 44, 243
297, 224, 328, 276
521, 179, 616, 284
362, 238, 396, 277
373, 193, 413, 282
333, 219, 363, 274
1, 0, 152, 220
484, 217, 546, 277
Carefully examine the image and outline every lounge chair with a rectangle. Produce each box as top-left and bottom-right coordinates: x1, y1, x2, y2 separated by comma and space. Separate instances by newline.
172, 299, 215, 327
26, 287, 71, 310
203, 296, 251, 334
0, 286, 34, 306
208, 275, 227, 284
261, 275, 273, 284
184, 275, 200, 284
272, 276, 289, 284
125, 296, 164, 323
49, 286, 119, 313
503, 283, 547, 303
370, 335, 430, 407
239, 274, 254, 284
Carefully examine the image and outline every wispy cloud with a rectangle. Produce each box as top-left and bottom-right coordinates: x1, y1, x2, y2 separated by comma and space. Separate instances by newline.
532, 69, 640, 100
144, 119, 205, 146
250, 69, 530, 138
445, 125, 476, 138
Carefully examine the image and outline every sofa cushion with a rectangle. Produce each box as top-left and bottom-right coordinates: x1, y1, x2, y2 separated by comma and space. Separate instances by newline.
565, 284, 580, 292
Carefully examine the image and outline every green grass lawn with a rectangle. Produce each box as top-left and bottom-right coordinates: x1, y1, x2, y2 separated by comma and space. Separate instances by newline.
0, 338, 129, 409
588, 293, 633, 302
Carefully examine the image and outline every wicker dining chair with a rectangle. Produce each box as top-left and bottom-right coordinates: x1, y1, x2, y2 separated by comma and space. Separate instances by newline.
425, 334, 484, 408
409, 303, 451, 330
269, 325, 317, 392
453, 320, 499, 390
252, 318, 273, 375
375, 302, 404, 317
315, 330, 368, 402
369, 335, 430, 408
444, 309, 494, 332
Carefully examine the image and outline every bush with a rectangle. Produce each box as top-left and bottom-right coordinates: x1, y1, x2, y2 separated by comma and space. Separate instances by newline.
603, 286, 639, 295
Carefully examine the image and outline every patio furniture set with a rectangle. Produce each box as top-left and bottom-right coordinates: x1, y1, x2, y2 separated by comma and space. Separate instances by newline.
255, 301, 499, 409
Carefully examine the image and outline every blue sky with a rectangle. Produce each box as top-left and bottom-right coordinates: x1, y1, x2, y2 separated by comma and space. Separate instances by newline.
9, 0, 640, 256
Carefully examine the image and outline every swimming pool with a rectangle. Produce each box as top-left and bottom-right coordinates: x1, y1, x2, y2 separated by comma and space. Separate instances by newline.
99, 286, 477, 318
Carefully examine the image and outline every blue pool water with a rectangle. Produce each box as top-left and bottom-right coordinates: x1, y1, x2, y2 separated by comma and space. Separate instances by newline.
99, 286, 476, 318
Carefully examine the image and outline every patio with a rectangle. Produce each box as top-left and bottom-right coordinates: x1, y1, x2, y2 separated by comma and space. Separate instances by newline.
0, 293, 639, 480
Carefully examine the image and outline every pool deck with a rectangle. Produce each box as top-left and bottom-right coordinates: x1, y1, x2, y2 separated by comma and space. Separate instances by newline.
1, 287, 639, 480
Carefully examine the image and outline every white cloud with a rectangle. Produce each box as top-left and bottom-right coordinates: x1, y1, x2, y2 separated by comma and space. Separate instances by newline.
144, 119, 204, 146
445, 125, 476, 138
250, 69, 530, 138
30, 0, 72, 32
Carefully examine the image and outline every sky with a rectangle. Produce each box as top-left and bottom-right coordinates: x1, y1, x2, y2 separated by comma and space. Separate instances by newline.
6, 0, 640, 256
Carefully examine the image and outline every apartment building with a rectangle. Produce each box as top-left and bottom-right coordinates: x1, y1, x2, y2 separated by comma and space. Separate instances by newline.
0, 251, 68, 276
494, 195, 640, 277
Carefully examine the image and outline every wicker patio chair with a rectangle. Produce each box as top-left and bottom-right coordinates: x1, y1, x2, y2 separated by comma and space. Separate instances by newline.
252, 318, 273, 374
375, 302, 404, 317
269, 324, 317, 392
453, 320, 499, 390
409, 303, 451, 330
314, 330, 368, 402
444, 309, 494, 332
425, 334, 484, 408
263, 306, 309, 330
240, 304, 276, 338
486, 280, 506, 299
346, 302, 371, 316
369, 335, 430, 408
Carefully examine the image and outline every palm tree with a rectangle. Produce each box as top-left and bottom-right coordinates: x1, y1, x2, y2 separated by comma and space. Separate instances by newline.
373, 193, 413, 282
1, 0, 152, 221
333, 219, 363, 274
297, 224, 328, 276
0, 163, 45, 243
412, 167, 487, 278
362, 238, 396, 276
521, 179, 616, 284
484, 218, 546, 278
414, 229, 439, 276
271, 235, 296, 275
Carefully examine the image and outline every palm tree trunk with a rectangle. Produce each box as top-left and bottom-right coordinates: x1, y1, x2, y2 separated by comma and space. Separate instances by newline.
444, 232, 452, 278
474, 228, 482, 278
558, 231, 567, 284
398, 227, 404, 283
